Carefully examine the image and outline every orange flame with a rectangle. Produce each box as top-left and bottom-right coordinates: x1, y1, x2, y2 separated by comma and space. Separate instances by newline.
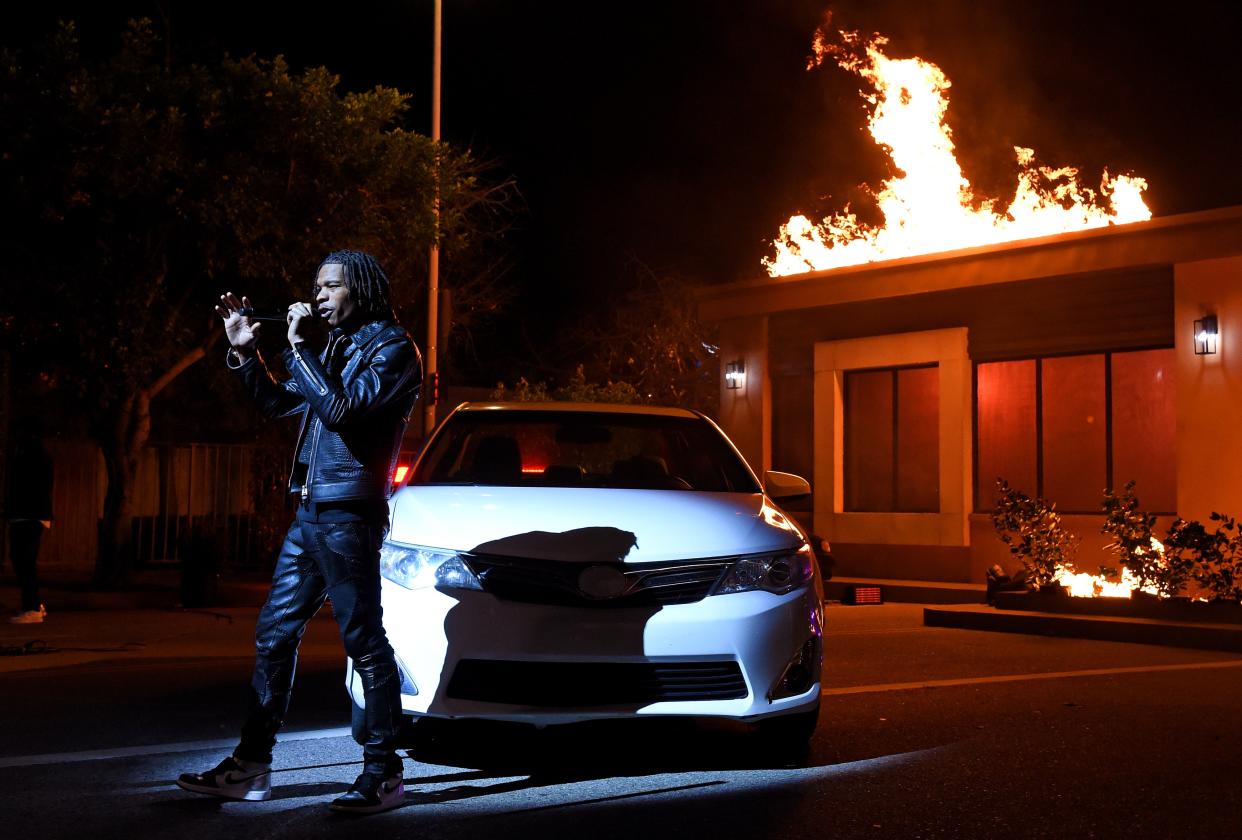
1053, 537, 1164, 598
765, 27, 1151, 276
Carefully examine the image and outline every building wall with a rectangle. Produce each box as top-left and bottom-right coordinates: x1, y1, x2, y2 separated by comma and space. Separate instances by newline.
762, 269, 1172, 583
1174, 255, 1242, 521
717, 315, 770, 477
767, 267, 1172, 481
718, 285, 1179, 581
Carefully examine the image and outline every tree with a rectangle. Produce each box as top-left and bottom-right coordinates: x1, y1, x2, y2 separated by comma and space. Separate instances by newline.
585, 265, 719, 415
0, 20, 512, 585
491, 263, 719, 413
536, 263, 719, 414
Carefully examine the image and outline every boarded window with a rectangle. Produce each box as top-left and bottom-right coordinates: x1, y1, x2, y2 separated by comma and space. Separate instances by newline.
845, 365, 939, 512
845, 370, 894, 511
1042, 354, 1107, 511
1111, 348, 1176, 512
896, 366, 940, 511
976, 360, 1037, 508
974, 349, 1175, 514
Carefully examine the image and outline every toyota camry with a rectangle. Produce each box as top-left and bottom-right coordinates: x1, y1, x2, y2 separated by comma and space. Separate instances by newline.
347, 402, 824, 751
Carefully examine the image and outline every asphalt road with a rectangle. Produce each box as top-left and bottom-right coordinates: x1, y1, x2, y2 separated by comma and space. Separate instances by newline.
2, 604, 1240, 839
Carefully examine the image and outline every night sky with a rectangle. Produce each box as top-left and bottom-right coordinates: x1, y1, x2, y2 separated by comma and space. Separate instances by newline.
7, 0, 1242, 382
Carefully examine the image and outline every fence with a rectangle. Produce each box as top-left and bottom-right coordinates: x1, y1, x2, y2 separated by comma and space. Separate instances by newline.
39, 440, 104, 571
6, 440, 287, 574
129, 443, 288, 570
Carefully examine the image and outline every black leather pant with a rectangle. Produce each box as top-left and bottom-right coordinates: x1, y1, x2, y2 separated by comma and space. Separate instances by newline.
235, 509, 401, 772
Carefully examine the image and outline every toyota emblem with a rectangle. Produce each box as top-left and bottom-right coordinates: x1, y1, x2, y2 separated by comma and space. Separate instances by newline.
577, 565, 628, 599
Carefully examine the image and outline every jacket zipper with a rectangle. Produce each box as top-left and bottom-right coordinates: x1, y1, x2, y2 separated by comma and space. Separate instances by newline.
303, 418, 321, 502
294, 342, 331, 395
301, 334, 343, 503
290, 412, 310, 496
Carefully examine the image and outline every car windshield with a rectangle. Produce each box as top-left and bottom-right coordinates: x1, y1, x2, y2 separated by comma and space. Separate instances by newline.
412, 410, 761, 492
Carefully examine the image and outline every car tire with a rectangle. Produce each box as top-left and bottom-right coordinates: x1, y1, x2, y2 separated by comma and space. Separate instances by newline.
754, 702, 820, 760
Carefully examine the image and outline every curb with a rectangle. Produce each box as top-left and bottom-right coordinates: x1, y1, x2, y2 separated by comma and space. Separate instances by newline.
924, 604, 1242, 653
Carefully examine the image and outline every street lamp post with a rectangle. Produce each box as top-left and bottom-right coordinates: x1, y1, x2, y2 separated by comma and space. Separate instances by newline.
424, 0, 442, 438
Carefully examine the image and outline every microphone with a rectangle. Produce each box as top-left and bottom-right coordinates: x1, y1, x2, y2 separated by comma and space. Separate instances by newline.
237, 306, 318, 322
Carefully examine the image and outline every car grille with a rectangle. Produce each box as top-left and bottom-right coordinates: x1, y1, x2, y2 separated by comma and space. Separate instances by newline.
446, 659, 749, 706
462, 554, 733, 607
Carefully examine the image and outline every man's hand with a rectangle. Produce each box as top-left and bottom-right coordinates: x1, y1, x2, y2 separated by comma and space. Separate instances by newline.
287, 302, 328, 350
215, 292, 261, 356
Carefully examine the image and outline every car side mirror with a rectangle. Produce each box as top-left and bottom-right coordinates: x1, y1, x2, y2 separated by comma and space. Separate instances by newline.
764, 470, 811, 499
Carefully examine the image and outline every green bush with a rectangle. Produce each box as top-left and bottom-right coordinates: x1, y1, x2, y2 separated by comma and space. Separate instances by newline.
1101, 482, 1191, 597
1163, 518, 1212, 597
1180, 513, 1242, 601
991, 479, 1079, 589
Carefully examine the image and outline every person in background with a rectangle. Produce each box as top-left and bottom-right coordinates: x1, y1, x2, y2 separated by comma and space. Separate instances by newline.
4, 417, 53, 624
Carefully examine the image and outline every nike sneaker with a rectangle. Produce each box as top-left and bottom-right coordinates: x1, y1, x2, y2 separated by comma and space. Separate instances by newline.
330, 766, 405, 814
176, 756, 272, 801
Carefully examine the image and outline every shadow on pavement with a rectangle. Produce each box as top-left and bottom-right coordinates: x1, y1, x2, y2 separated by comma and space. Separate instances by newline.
404, 714, 820, 778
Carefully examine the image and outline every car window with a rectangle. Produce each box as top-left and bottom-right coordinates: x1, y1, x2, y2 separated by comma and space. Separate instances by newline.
412, 411, 761, 492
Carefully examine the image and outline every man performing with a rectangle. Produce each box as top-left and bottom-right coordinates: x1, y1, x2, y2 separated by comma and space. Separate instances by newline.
177, 250, 421, 814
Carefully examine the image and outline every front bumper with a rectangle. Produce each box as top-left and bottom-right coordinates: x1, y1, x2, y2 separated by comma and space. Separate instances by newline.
347, 579, 823, 725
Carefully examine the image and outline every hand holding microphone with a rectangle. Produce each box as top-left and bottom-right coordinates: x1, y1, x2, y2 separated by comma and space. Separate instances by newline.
215, 292, 324, 354
286, 301, 327, 349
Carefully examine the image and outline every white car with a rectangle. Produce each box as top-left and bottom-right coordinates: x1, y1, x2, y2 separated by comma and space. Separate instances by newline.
347, 402, 824, 751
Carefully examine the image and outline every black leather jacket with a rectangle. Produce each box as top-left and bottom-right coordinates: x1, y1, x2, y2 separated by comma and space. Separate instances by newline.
230, 319, 421, 504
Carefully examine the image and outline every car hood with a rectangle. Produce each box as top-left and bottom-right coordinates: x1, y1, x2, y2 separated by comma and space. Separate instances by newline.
387, 486, 805, 564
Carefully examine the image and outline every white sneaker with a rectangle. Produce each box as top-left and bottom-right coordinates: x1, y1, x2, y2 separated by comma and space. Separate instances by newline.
176, 756, 272, 801
9, 607, 44, 624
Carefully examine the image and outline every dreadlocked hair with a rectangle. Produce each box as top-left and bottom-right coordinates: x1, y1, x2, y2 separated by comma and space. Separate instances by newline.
316, 249, 396, 321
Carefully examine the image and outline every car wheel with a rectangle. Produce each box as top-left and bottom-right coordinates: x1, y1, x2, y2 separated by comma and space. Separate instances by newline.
754, 702, 820, 760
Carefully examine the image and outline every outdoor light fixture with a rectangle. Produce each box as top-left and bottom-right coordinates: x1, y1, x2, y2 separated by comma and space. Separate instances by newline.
1194, 315, 1219, 355
725, 360, 745, 390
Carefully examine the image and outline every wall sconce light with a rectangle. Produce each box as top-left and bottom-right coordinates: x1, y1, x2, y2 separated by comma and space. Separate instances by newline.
725, 360, 745, 390
1194, 315, 1219, 355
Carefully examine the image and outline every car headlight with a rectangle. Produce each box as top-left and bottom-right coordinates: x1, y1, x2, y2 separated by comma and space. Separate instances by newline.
712, 543, 816, 596
379, 542, 483, 591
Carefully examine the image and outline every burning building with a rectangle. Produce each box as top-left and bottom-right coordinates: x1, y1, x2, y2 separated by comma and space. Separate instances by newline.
700, 25, 1242, 595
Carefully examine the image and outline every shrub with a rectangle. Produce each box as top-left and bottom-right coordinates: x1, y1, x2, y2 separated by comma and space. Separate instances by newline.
1101, 481, 1190, 597
1163, 514, 1242, 602
491, 366, 641, 405
1195, 514, 1242, 601
490, 377, 551, 402
991, 479, 1079, 589
1163, 518, 1211, 595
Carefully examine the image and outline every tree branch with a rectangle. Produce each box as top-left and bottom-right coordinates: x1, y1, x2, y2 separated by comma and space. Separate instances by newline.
144, 329, 222, 400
